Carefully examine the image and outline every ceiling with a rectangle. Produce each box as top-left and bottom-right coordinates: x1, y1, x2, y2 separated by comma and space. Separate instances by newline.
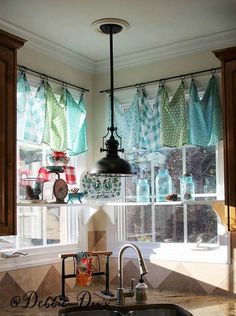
0, 0, 236, 72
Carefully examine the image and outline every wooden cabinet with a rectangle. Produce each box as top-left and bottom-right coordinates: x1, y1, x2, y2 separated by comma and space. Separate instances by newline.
214, 46, 236, 230
0, 30, 25, 235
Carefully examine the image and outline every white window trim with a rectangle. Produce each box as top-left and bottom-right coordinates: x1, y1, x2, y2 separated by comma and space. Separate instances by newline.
0, 205, 101, 271
108, 237, 230, 264
107, 202, 229, 264
11, 74, 89, 271
106, 204, 230, 265
105, 140, 228, 264
0, 243, 78, 272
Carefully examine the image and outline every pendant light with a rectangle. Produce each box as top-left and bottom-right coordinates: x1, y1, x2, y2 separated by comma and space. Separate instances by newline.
89, 19, 133, 176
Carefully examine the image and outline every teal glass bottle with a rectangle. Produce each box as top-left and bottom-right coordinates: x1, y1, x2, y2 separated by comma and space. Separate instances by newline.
180, 173, 195, 200
155, 168, 172, 202
136, 178, 150, 203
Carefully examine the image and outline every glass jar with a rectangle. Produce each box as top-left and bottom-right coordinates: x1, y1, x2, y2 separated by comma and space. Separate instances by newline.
180, 173, 195, 200
19, 177, 44, 202
136, 178, 150, 203
155, 169, 172, 202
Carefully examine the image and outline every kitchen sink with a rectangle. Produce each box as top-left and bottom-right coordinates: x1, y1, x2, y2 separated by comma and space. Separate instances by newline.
59, 303, 193, 316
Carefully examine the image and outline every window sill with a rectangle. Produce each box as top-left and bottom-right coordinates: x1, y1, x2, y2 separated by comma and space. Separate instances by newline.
0, 243, 79, 272
110, 237, 230, 264
18, 199, 224, 207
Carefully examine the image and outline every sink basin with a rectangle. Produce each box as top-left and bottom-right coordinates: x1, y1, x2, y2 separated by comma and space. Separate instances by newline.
59, 303, 193, 316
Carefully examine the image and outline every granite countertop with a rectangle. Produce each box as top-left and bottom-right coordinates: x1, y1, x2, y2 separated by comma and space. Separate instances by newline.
1, 286, 236, 316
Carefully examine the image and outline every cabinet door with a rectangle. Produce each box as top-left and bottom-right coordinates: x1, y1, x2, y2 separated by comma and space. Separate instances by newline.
0, 45, 16, 235
0, 30, 25, 235
223, 59, 236, 207
214, 46, 236, 230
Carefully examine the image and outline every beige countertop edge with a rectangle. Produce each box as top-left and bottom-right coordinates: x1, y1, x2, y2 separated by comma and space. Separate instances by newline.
0, 288, 236, 316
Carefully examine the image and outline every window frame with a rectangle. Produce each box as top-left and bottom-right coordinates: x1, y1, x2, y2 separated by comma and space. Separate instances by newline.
0, 75, 89, 270
106, 141, 229, 264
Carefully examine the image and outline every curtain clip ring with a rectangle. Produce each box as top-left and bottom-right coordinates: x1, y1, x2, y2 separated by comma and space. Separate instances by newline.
19, 66, 27, 75
41, 74, 48, 84
180, 75, 185, 82
211, 68, 216, 77
159, 79, 165, 87
140, 84, 145, 91
136, 84, 142, 92
41, 73, 46, 81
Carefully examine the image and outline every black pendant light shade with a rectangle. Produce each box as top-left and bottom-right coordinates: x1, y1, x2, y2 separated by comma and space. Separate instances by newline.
90, 132, 133, 176
89, 19, 133, 176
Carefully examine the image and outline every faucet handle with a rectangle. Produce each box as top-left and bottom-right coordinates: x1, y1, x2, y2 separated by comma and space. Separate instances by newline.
122, 278, 135, 299
130, 278, 135, 291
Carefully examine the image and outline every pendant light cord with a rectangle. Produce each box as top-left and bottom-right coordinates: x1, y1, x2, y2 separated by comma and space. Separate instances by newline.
109, 25, 115, 136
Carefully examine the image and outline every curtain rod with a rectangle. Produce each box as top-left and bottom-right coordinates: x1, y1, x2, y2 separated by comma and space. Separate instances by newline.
17, 65, 90, 92
100, 66, 221, 93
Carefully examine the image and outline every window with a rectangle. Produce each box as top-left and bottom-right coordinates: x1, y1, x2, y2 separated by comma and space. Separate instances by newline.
108, 79, 228, 264
111, 143, 228, 263
0, 72, 87, 266
17, 142, 81, 249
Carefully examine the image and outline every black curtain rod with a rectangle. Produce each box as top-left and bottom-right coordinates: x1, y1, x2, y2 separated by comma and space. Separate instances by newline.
17, 65, 90, 92
100, 66, 221, 93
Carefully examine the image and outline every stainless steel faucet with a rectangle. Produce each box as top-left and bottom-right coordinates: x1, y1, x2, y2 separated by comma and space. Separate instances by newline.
116, 243, 148, 305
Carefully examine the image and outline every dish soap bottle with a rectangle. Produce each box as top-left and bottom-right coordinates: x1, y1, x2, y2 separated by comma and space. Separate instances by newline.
135, 275, 148, 303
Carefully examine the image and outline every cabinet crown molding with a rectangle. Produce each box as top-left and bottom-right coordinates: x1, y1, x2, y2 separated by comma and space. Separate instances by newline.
0, 29, 26, 49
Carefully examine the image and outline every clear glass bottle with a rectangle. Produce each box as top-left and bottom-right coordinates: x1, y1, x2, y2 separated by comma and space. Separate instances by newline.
155, 168, 172, 202
180, 173, 195, 200
136, 178, 150, 203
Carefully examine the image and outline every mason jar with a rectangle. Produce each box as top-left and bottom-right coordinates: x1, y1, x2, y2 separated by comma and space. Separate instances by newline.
136, 178, 150, 203
180, 173, 195, 201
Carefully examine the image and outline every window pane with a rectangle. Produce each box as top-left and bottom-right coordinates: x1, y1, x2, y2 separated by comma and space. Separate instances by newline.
18, 207, 43, 247
125, 151, 151, 202
125, 205, 152, 242
0, 236, 17, 251
154, 148, 182, 195
155, 205, 184, 242
17, 144, 45, 202
46, 207, 62, 245
186, 146, 216, 197
187, 204, 218, 243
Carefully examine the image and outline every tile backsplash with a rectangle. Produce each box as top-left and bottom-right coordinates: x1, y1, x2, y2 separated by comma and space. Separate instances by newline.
1, 230, 236, 307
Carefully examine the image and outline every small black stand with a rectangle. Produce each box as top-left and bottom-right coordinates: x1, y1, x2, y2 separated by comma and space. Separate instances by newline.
58, 251, 114, 300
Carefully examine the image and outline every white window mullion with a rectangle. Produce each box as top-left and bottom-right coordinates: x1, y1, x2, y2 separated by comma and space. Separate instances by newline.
182, 147, 188, 243
42, 207, 47, 245
16, 208, 20, 249
182, 146, 186, 174
183, 204, 188, 243
120, 205, 126, 242
151, 154, 156, 242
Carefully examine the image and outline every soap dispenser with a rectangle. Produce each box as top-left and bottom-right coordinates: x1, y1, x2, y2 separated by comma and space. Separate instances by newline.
135, 275, 148, 303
